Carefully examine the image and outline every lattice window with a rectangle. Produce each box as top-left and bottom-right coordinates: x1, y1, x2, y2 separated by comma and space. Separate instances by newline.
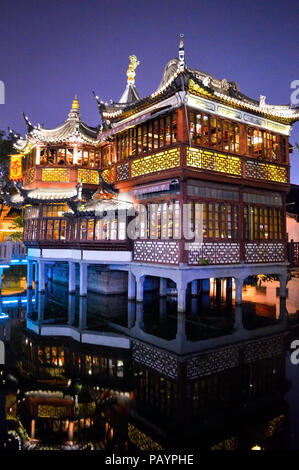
133, 240, 180, 264
25, 167, 35, 185
186, 147, 242, 176
188, 242, 240, 265
131, 148, 180, 178
102, 166, 116, 183
41, 168, 70, 182
245, 242, 285, 263
116, 161, 130, 181
78, 168, 99, 184
246, 160, 288, 183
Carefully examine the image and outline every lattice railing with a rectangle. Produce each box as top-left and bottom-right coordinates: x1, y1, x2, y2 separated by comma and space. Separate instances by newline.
186, 147, 242, 177
24, 167, 35, 185
288, 242, 299, 267
133, 240, 180, 264
245, 160, 288, 183
102, 166, 116, 183
131, 148, 180, 178
78, 168, 99, 184
186, 146, 289, 184
188, 242, 240, 265
116, 161, 130, 181
245, 242, 286, 263
41, 168, 70, 182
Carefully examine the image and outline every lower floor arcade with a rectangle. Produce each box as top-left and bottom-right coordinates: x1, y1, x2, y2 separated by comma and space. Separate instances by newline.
26, 249, 289, 328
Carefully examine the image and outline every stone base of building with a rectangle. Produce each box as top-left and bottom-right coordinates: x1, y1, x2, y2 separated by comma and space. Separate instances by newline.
51, 263, 159, 295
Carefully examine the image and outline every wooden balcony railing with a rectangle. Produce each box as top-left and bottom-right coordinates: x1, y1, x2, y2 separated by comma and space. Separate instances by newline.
288, 242, 299, 267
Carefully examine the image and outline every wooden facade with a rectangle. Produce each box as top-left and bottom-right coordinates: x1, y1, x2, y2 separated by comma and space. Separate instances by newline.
10, 49, 299, 267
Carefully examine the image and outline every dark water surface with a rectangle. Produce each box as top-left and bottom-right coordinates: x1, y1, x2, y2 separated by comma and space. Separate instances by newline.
1, 266, 299, 451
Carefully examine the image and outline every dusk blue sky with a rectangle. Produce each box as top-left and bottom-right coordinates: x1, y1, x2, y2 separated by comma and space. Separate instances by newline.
0, 0, 298, 181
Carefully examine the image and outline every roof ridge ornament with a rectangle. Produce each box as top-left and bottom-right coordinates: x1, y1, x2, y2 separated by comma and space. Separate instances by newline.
127, 55, 140, 85
72, 94, 79, 110
179, 33, 185, 71
68, 94, 80, 119
259, 95, 266, 109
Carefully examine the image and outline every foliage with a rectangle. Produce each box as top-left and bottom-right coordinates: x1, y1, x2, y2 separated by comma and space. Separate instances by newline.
199, 257, 209, 265
0, 129, 14, 186
9, 215, 24, 241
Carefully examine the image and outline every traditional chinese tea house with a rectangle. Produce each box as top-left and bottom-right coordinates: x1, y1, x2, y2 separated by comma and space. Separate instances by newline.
4, 36, 299, 312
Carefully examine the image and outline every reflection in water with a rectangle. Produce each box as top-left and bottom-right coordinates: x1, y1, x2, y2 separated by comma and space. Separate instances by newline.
0, 267, 299, 450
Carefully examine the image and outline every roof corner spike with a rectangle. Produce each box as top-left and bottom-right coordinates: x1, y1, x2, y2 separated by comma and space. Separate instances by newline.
127, 55, 140, 85
179, 33, 185, 70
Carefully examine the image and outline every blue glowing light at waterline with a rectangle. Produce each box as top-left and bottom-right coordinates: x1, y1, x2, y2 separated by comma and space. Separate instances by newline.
1, 298, 35, 305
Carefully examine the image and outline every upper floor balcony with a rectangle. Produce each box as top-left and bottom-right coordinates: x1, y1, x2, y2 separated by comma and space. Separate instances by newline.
100, 144, 290, 188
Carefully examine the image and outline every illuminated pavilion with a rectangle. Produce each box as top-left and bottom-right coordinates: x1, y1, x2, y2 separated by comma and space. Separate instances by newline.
4, 36, 299, 315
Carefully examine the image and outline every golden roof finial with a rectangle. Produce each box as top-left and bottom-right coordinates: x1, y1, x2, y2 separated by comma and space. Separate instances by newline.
72, 94, 79, 110
127, 55, 140, 85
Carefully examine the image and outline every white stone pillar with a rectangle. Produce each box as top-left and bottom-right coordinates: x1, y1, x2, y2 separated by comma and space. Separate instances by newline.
79, 263, 88, 296
128, 272, 136, 300
0, 268, 3, 294
27, 260, 33, 289
34, 262, 39, 287
68, 294, 76, 325
69, 262, 76, 294
79, 296, 87, 329
127, 301, 135, 328
177, 287, 186, 312
234, 304, 244, 330
136, 276, 144, 302
26, 288, 34, 317
38, 261, 45, 292
191, 280, 199, 296
279, 273, 288, 298
176, 312, 186, 337
73, 144, 78, 165
234, 277, 243, 304
136, 303, 144, 329
279, 297, 287, 320
35, 145, 40, 165
226, 277, 233, 302
38, 293, 45, 322
159, 278, 167, 297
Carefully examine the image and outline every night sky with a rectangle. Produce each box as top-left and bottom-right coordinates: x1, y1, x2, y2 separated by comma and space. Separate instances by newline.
0, 0, 298, 181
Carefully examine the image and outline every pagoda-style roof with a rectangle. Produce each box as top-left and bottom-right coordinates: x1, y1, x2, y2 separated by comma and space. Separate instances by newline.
14, 97, 99, 152
1, 182, 82, 208
96, 37, 299, 126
